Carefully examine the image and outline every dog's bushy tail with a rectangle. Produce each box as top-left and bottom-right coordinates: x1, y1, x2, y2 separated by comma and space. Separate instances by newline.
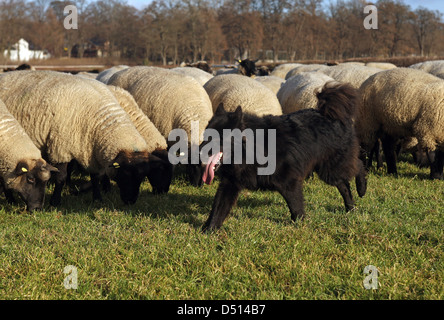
317, 81, 359, 125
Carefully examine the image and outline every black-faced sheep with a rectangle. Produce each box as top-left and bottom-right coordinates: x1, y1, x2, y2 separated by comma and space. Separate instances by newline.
0, 70, 166, 205
0, 98, 57, 210
356, 68, 444, 179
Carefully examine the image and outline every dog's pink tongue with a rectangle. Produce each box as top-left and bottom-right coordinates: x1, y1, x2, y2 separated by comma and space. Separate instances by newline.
202, 153, 222, 185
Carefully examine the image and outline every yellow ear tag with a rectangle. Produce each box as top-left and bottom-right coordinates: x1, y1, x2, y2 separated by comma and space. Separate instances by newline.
21, 167, 28, 173
113, 162, 120, 169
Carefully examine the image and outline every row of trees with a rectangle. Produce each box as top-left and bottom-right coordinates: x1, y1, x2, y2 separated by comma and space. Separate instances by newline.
1, 0, 443, 65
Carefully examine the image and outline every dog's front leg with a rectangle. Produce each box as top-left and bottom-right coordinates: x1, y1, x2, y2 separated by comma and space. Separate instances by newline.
202, 180, 241, 232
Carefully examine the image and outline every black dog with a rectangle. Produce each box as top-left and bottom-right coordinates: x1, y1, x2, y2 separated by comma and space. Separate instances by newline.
201, 82, 367, 231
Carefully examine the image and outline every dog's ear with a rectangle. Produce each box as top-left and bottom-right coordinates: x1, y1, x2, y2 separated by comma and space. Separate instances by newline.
230, 106, 243, 126
215, 103, 226, 115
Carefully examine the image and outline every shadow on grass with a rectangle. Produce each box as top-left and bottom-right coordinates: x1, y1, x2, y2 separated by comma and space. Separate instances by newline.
46, 178, 281, 230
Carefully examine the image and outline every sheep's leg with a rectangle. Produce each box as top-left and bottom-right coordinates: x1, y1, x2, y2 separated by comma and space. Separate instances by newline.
101, 175, 112, 193
429, 150, 444, 180
381, 134, 398, 175
202, 180, 241, 232
368, 139, 383, 169
90, 173, 103, 202
336, 180, 354, 212
277, 179, 305, 221
355, 159, 368, 198
49, 163, 68, 206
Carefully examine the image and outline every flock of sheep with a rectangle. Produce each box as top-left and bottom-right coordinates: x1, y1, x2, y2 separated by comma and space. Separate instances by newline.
0, 58, 443, 211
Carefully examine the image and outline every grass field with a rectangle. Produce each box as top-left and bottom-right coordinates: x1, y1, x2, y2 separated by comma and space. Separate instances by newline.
0, 155, 442, 300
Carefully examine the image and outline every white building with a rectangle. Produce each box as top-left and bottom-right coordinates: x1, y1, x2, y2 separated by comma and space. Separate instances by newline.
3, 38, 51, 62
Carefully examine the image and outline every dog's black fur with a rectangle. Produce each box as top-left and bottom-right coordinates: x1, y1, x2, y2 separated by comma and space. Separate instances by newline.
201, 82, 367, 231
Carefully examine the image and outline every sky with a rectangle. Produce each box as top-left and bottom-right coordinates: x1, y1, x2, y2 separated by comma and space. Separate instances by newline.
126, 0, 444, 13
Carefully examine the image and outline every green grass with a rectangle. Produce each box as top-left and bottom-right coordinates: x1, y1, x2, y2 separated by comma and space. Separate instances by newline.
0, 156, 442, 300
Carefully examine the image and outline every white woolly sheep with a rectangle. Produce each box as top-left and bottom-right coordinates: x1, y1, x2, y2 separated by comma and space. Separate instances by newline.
356, 68, 444, 179
0, 98, 57, 210
203, 74, 282, 116
96, 65, 129, 84
107, 85, 168, 152
0, 70, 171, 205
320, 64, 382, 89
285, 64, 330, 80
409, 60, 444, 79
254, 75, 285, 95
270, 63, 303, 79
365, 62, 397, 70
108, 66, 213, 146
277, 72, 336, 114
171, 67, 214, 86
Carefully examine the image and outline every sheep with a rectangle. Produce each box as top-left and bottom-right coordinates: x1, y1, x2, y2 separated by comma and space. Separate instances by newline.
285, 64, 330, 80
356, 68, 444, 179
254, 75, 285, 95
75, 72, 98, 80
179, 61, 213, 74
108, 66, 213, 145
270, 63, 303, 79
96, 65, 129, 84
0, 98, 57, 210
277, 72, 336, 113
320, 64, 382, 89
215, 59, 258, 77
171, 67, 214, 86
409, 60, 444, 79
0, 70, 171, 205
203, 74, 282, 116
365, 62, 397, 70
108, 66, 214, 186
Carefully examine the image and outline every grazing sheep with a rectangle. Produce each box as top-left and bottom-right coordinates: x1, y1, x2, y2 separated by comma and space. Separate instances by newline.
321, 64, 382, 89
180, 61, 213, 74
96, 65, 129, 84
270, 63, 303, 79
215, 59, 258, 77
365, 62, 397, 70
75, 72, 98, 80
171, 67, 214, 86
254, 75, 285, 95
285, 64, 330, 80
0, 98, 57, 210
356, 68, 444, 179
409, 60, 444, 79
277, 72, 336, 113
0, 70, 169, 205
108, 66, 213, 146
203, 74, 282, 116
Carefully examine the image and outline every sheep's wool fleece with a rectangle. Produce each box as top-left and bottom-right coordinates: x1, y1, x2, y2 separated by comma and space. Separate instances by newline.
171, 67, 214, 86
277, 72, 335, 114
365, 62, 397, 70
285, 64, 330, 80
0, 71, 148, 172
107, 85, 167, 152
204, 74, 282, 116
96, 65, 129, 84
270, 63, 303, 79
254, 76, 285, 95
0, 98, 42, 179
320, 64, 382, 89
108, 66, 213, 145
409, 60, 444, 79
357, 68, 444, 151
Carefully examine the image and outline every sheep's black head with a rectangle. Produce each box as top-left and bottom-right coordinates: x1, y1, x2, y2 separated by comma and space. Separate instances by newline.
110, 151, 150, 205
4, 159, 58, 211
110, 149, 173, 204
146, 149, 173, 194
238, 59, 258, 77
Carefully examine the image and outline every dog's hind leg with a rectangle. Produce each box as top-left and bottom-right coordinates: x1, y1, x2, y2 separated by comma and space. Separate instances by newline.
336, 180, 354, 211
202, 180, 242, 232
277, 179, 305, 221
355, 160, 368, 198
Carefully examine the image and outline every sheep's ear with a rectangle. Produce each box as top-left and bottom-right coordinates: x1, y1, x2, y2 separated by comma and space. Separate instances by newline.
215, 103, 226, 115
